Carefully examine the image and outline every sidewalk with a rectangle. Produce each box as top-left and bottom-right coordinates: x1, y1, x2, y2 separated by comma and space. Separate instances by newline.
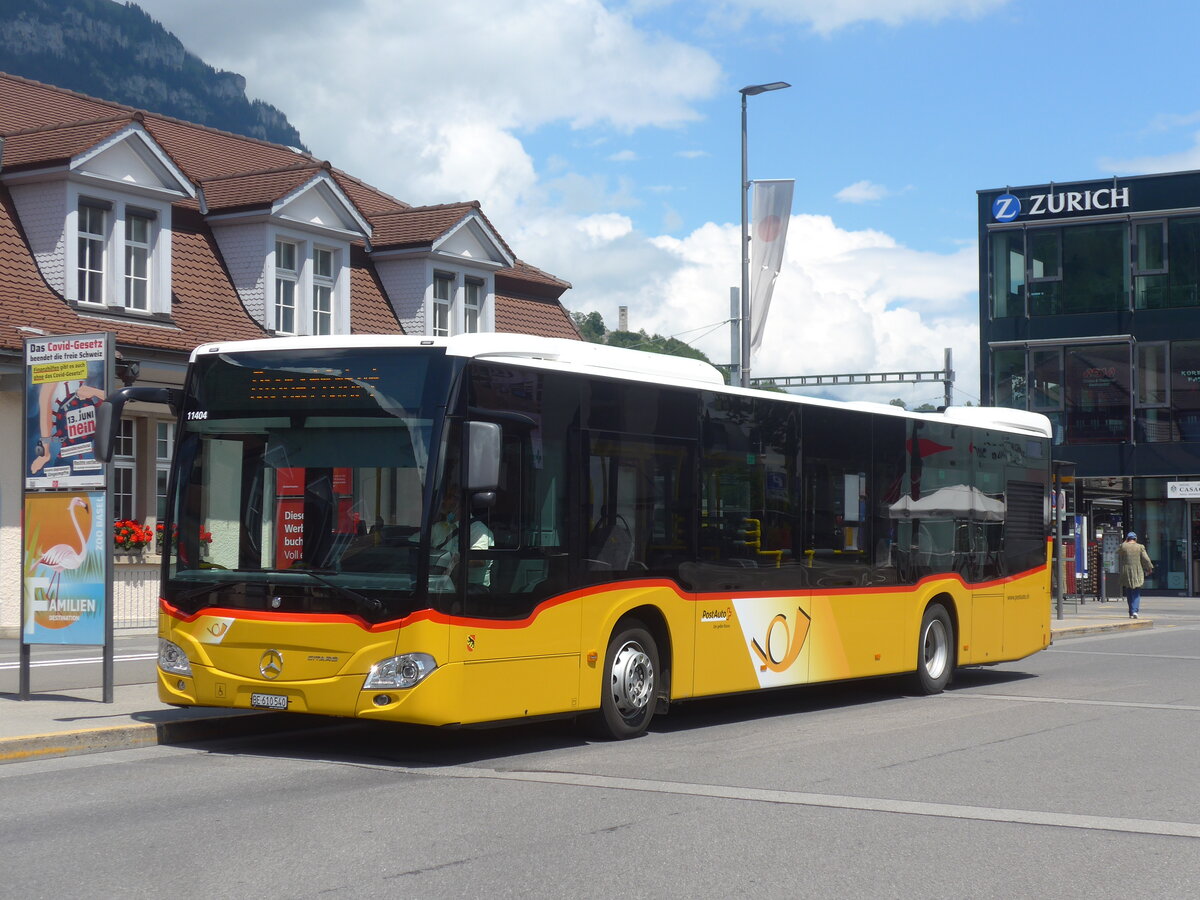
1, 607, 1151, 764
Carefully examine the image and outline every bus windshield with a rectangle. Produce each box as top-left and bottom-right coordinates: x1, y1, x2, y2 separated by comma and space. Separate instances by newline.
164, 346, 452, 620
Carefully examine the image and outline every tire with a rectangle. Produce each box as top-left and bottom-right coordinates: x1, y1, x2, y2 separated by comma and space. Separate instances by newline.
591, 623, 659, 740
913, 603, 954, 694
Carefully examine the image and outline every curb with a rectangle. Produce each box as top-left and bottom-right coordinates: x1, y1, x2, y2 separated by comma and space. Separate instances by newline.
0, 710, 335, 765
1051, 619, 1153, 640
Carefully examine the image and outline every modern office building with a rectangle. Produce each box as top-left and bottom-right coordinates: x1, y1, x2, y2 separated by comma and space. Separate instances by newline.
978, 171, 1200, 595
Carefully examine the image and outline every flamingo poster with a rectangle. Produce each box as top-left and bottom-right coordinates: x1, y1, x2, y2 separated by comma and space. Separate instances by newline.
22, 491, 108, 645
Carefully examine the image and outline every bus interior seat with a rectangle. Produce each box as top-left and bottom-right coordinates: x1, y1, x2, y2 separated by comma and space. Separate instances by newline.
588, 515, 634, 570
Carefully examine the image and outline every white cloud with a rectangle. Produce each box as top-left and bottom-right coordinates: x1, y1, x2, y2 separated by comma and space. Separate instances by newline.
710, 0, 1011, 35
607, 149, 638, 162
676, 149, 709, 158
576, 213, 634, 244
133, 0, 983, 404
835, 180, 890, 203
1100, 132, 1200, 176
541, 214, 980, 404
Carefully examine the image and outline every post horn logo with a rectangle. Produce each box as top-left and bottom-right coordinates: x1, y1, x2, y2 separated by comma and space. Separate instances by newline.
750, 608, 811, 673
259, 649, 284, 680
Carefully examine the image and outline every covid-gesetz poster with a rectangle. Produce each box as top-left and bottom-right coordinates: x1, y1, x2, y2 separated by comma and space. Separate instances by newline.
24, 333, 110, 490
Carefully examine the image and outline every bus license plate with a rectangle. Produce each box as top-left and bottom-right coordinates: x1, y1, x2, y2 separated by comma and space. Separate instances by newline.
250, 693, 289, 710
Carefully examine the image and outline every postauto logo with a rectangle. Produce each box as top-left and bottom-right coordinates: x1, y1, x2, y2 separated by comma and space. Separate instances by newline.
992, 193, 1021, 222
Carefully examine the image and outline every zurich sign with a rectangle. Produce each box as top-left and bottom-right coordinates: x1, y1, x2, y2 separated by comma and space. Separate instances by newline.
992, 193, 1021, 222
988, 192, 1017, 222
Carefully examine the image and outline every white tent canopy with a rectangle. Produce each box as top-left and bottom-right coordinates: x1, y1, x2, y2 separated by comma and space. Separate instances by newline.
888, 484, 1005, 522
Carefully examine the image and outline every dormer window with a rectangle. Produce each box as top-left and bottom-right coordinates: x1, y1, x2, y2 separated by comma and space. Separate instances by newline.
433, 273, 453, 337
124, 211, 153, 311
1, 118, 190, 316
465, 279, 483, 333
78, 201, 106, 304
312, 247, 334, 335
69, 192, 170, 314
274, 239, 298, 334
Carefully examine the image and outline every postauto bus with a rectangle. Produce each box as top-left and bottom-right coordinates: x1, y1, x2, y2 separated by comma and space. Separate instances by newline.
97, 334, 1052, 739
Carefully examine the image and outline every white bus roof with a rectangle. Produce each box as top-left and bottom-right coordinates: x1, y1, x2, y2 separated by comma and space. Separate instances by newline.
190, 333, 1052, 439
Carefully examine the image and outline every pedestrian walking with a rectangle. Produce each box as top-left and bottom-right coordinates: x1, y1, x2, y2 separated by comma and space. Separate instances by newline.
1117, 531, 1153, 619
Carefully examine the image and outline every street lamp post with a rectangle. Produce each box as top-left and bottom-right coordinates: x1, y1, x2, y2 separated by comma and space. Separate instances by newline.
739, 81, 790, 388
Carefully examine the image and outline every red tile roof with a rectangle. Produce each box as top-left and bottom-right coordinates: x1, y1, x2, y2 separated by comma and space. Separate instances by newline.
494, 293, 580, 339
0, 115, 137, 171
371, 202, 481, 249
200, 163, 329, 214
0, 71, 577, 358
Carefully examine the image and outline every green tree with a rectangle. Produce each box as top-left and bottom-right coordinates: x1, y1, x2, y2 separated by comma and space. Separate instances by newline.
570, 310, 607, 343
889, 398, 907, 409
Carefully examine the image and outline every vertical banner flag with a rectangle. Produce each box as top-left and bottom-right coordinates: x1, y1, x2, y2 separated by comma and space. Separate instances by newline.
22, 491, 109, 645
24, 333, 110, 490
749, 179, 794, 354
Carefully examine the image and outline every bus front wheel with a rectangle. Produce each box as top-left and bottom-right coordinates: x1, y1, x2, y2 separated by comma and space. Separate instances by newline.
592, 623, 659, 740
913, 603, 953, 694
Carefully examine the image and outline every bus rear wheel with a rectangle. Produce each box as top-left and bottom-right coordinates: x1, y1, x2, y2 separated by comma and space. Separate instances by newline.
913, 603, 953, 694
592, 623, 659, 740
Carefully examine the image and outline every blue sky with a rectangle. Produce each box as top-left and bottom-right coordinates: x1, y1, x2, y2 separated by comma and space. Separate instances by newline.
132, 0, 1200, 406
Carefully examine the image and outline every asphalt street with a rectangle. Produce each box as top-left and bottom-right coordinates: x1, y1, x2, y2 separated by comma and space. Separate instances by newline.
1, 599, 1198, 898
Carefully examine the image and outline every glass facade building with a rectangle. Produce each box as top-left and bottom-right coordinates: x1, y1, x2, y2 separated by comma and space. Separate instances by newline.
979, 172, 1200, 595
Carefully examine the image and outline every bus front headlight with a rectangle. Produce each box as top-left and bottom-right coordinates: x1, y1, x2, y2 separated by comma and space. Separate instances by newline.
158, 638, 193, 676
364, 653, 437, 690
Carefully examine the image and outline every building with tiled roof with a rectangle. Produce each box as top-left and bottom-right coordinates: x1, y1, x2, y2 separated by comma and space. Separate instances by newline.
0, 72, 578, 634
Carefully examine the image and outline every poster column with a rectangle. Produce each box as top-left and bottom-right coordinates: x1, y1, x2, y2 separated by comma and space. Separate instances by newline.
19, 333, 114, 701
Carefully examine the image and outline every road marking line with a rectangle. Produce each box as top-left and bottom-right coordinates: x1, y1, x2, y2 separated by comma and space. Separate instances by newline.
943, 692, 1200, 712
0, 653, 156, 671
393, 766, 1200, 839
1051, 649, 1200, 660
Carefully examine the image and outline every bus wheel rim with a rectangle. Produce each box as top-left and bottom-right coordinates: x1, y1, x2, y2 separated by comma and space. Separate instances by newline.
923, 619, 949, 680
611, 641, 653, 716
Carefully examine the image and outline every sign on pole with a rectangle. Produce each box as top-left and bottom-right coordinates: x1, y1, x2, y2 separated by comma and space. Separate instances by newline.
24, 333, 110, 490
20, 333, 114, 698
748, 178, 794, 355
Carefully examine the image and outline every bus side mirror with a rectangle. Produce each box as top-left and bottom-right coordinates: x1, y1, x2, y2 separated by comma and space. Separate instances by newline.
95, 386, 182, 462
466, 421, 501, 493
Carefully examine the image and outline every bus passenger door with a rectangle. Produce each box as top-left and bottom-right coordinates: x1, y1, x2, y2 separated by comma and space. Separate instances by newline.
446, 386, 582, 723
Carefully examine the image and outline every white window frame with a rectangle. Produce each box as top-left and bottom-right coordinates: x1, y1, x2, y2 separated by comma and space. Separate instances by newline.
69, 187, 172, 314
77, 200, 108, 305
274, 239, 299, 334
464, 278, 483, 333
124, 209, 154, 311
432, 272, 454, 337
312, 246, 335, 336
266, 230, 349, 336
113, 418, 137, 522
156, 420, 175, 523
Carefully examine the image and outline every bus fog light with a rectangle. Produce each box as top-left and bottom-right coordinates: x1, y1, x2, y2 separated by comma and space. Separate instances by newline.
159, 639, 193, 676
373, 694, 392, 706
364, 653, 436, 690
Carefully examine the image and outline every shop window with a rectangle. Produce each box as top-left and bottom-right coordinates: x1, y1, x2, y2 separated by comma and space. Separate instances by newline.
989, 230, 1024, 318
1029, 225, 1129, 315
1064, 344, 1130, 444
1030, 348, 1063, 411
1170, 341, 1200, 442
1028, 229, 1061, 316
992, 348, 1026, 409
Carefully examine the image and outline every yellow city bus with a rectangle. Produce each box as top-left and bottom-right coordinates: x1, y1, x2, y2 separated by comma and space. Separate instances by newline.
98, 334, 1052, 739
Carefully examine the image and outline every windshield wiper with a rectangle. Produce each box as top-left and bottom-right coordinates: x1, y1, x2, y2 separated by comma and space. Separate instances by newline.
171, 579, 260, 608
300, 569, 384, 616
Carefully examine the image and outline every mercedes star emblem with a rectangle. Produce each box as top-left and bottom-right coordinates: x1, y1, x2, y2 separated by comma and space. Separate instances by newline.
259, 649, 284, 680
